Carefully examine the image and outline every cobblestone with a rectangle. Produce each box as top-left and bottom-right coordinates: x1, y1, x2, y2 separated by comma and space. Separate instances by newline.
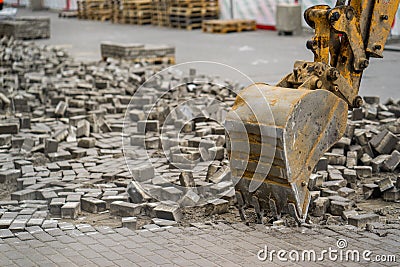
2, 222, 393, 266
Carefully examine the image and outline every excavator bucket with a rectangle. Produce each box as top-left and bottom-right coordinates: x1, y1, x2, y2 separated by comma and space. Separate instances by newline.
225, 83, 348, 223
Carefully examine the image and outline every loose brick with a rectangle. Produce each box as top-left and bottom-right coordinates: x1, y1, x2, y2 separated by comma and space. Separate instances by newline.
61, 202, 80, 219
153, 204, 182, 222
0, 123, 19, 134
81, 198, 107, 213
348, 213, 379, 228
110, 201, 142, 217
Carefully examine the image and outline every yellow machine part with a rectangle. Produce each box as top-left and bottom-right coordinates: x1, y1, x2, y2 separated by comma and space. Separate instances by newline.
225, 83, 348, 221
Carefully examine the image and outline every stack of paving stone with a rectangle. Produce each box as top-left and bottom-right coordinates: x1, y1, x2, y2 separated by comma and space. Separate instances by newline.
0, 17, 50, 40
0, 36, 239, 232
112, 0, 153, 25
308, 96, 400, 227
168, 0, 219, 30
100, 41, 176, 64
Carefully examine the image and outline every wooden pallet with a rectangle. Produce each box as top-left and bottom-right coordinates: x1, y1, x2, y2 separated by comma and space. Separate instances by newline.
170, 22, 202, 30
117, 17, 152, 24
202, 19, 256, 33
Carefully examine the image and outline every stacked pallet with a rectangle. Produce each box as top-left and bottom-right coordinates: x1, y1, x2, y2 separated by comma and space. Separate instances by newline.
113, 0, 153, 25
169, 0, 219, 30
202, 19, 257, 34
101, 42, 175, 64
151, 0, 171, 26
0, 17, 50, 40
77, 0, 112, 21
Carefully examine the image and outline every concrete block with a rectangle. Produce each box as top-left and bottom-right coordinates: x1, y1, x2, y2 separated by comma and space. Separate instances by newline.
11, 189, 36, 201
342, 210, 358, 220
110, 201, 142, 217
0, 134, 12, 146
161, 187, 183, 202
131, 165, 154, 182
78, 137, 96, 148
382, 150, 400, 171
0, 169, 21, 183
55, 101, 68, 117
44, 139, 58, 154
152, 218, 177, 227
122, 217, 137, 230
322, 179, 347, 191
76, 119, 90, 137
363, 184, 381, 199
49, 198, 66, 215
179, 171, 195, 187
153, 204, 182, 222
383, 188, 400, 202
376, 177, 394, 192
369, 129, 398, 154
0, 123, 19, 134
348, 213, 379, 228
61, 202, 80, 219
337, 187, 356, 199
329, 201, 351, 216
81, 198, 107, 213
346, 151, 358, 168
354, 166, 372, 178
137, 120, 159, 133
312, 197, 330, 216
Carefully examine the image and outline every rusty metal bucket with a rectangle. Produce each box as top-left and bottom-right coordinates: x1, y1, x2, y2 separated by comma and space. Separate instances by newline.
225, 83, 348, 223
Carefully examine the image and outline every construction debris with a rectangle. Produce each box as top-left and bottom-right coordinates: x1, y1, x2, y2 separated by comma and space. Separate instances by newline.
0, 35, 399, 232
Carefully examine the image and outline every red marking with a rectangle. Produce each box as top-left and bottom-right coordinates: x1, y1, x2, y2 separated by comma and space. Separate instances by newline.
256, 24, 276, 31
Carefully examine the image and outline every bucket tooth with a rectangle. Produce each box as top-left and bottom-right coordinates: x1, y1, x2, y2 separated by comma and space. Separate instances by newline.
226, 83, 348, 221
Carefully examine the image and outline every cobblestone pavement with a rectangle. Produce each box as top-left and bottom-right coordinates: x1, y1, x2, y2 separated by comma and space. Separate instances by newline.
1, 222, 399, 266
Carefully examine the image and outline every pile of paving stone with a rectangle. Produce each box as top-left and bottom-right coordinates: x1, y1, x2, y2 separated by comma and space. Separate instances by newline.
1, 36, 400, 233
0, 17, 50, 40
0, 36, 240, 233
100, 41, 176, 64
308, 96, 400, 227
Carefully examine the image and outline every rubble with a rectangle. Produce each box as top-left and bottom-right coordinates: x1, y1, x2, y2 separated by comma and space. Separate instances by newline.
0, 35, 399, 233
308, 94, 400, 226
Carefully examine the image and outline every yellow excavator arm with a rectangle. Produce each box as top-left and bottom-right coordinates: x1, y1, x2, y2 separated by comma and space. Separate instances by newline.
226, 0, 399, 224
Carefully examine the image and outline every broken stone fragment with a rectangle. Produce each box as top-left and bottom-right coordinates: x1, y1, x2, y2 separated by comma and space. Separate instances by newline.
127, 181, 152, 203
205, 199, 229, 215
